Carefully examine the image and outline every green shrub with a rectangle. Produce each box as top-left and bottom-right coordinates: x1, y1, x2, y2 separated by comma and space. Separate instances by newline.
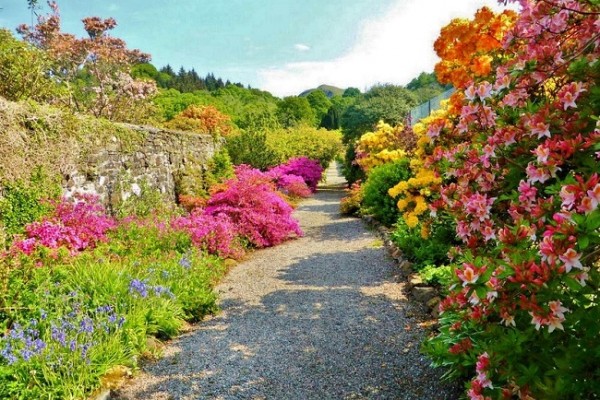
205, 148, 235, 188
0, 29, 61, 102
418, 264, 453, 287
266, 126, 342, 168
0, 168, 61, 240
391, 218, 457, 270
225, 130, 280, 169
113, 177, 172, 218
361, 159, 411, 226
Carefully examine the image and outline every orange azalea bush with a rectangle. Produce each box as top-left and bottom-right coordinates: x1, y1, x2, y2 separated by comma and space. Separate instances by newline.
434, 7, 517, 88
165, 105, 234, 137
419, 2, 600, 399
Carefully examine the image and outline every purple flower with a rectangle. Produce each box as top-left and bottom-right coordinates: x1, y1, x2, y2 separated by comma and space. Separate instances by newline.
20, 349, 34, 362
0, 343, 17, 365
52, 324, 67, 347
79, 317, 94, 334
178, 256, 191, 269
129, 279, 148, 298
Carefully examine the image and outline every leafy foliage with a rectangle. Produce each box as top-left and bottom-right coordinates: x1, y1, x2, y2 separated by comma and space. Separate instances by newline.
277, 96, 316, 127
0, 169, 60, 241
340, 181, 363, 216
340, 84, 418, 183
0, 28, 60, 102
361, 159, 411, 226
225, 130, 280, 170
390, 219, 457, 270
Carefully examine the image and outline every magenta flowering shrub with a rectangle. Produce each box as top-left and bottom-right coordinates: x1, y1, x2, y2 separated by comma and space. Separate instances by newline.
269, 172, 312, 198
171, 211, 244, 259
204, 165, 302, 248
13, 194, 115, 255
268, 157, 323, 192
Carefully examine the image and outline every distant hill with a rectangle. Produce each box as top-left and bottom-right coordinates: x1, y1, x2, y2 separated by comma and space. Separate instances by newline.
299, 84, 345, 98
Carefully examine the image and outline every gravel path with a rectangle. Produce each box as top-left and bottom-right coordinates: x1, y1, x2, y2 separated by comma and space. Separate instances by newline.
115, 165, 459, 400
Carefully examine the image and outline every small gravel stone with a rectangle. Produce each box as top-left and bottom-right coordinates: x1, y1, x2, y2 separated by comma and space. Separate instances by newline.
114, 164, 460, 400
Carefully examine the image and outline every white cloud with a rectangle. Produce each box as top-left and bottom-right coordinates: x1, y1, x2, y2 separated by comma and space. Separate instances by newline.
294, 43, 311, 52
258, 0, 516, 97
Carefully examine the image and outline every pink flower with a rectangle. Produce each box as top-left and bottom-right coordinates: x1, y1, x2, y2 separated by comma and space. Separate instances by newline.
532, 145, 550, 164
547, 315, 565, 333
559, 186, 577, 209
558, 81, 585, 110
476, 81, 493, 101
530, 121, 551, 139
558, 248, 583, 272
526, 164, 550, 184
465, 84, 478, 101
494, 73, 511, 91
579, 196, 597, 214
481, 223, 497, 242
457, 263, 480, 286
586, 183, 600, 207
530, 312, 545, 330
548, 300, 569, 319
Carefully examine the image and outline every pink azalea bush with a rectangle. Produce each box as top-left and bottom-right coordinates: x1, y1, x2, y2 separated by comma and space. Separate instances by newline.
171, 211, 244, 259
418, 1, 600, 398
267, 171, 312, 198
268, 157, 323, 192
13, 194, 115, 256
203, 165, 303, 248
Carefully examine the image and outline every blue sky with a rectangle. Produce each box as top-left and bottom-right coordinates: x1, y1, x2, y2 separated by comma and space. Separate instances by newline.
0, 0, 512, 97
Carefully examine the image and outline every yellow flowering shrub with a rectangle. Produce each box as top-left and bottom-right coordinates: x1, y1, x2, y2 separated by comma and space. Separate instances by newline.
354, 121, 416, 173
387, 104, 453, 228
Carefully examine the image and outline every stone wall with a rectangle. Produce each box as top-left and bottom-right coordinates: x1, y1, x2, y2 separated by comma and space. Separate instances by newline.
63, 124, 222, 210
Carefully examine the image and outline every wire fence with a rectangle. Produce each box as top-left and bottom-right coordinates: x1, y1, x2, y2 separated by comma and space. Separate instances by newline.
408, 88, 455, 126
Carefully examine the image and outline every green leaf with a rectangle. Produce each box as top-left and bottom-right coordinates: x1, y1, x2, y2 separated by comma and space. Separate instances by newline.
563, 276, 582, 292
586, 212, 600, 231
579, 235, 590, 250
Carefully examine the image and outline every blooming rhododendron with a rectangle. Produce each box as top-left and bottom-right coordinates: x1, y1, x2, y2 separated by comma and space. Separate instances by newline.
204, 165, 303, 248
406, 1, 600, 398
267, 157, 323, 192
12, 194, 115, 256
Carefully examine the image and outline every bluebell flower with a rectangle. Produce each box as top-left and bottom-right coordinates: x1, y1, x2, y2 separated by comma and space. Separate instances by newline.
20, 349, 34, 362
51, 325, 67, 347
96, 305, 114, 314
9, 323, 24, 340
69, 340, 77, 352
79, 317, 94, 334
32, 338, 46, 353
40, 310, 47, 320
0, 343, 17, 365
80, 343, 92, 360
129, 279, 148, 298
179, 256, 192, 269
